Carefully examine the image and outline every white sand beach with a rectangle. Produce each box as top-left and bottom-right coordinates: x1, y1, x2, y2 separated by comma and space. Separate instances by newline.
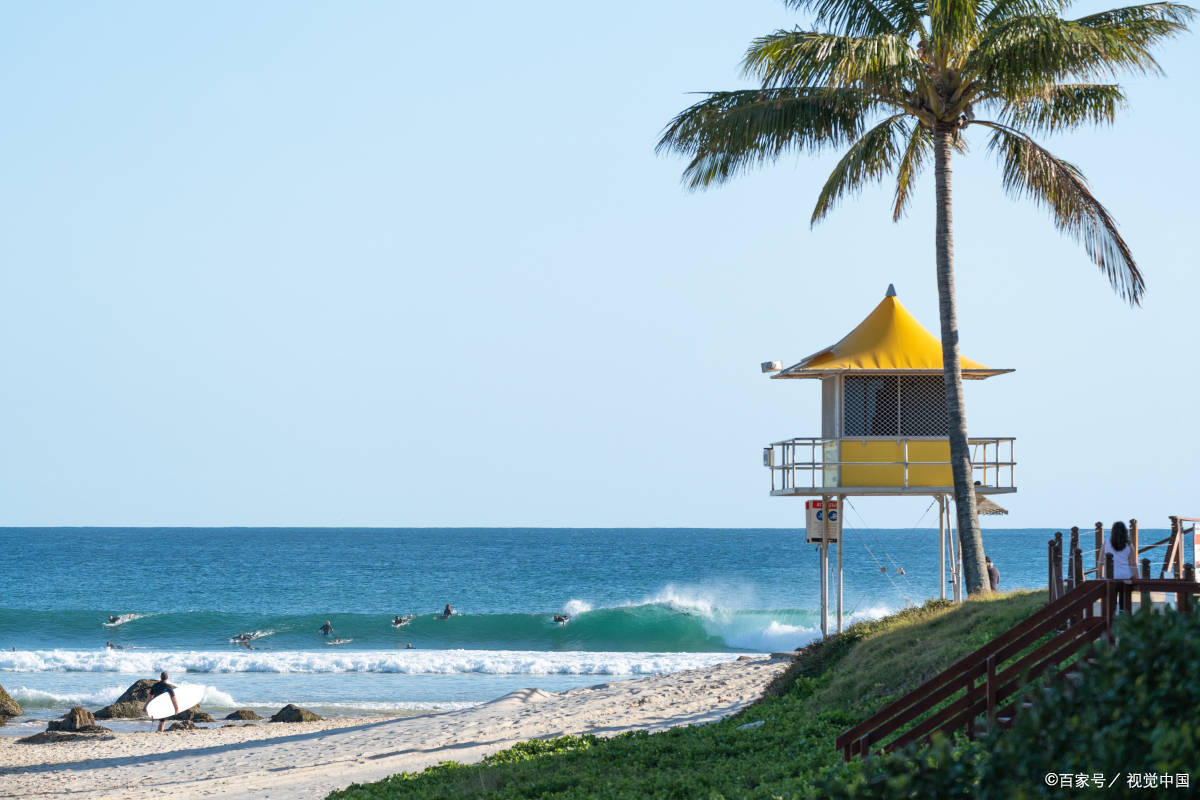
0, 655, 790, 800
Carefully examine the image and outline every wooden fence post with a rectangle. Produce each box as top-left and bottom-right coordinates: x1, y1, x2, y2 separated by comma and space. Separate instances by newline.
1130, 519, 1139, 563
1094, 522, 1104, 579
1055, 532, 1064, 595
1186, 564, 1197, 614
1140, 559, 1152, 610
1048, 540, 1058, 603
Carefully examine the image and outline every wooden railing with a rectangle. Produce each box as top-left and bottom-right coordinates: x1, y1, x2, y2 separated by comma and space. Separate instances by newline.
836, 576, 1200, 760
1048, 516, 1199, 603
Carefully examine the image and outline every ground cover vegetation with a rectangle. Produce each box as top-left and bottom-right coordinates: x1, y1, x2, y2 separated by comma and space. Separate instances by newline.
657, 0, 1193, 595
824, 606, 1200, 799
327, 591, 1046, 798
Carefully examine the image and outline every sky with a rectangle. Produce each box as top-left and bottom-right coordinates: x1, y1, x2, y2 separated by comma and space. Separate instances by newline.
0, 1, 1196, 528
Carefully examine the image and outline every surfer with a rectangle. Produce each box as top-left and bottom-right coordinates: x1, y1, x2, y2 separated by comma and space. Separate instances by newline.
553, 615, 569, 626
107, 615, 119, 624
318, 620, 335, 637
145, 671, 179, 733
106, 641, 124, 650
440, 604, 453, 619
406, 642, 413, 649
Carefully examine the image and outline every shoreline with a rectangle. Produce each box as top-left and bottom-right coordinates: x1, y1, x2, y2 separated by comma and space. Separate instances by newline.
0, 655, 791, 799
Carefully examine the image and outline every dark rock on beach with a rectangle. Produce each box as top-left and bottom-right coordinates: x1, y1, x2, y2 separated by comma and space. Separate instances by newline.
0, 683, 22, 718
270, 704, 322, 723
169, 708, 214, 722
167, 720, 197, 731
93, 679, 157, 719
47, 706, 110, 733
225, 709, 263, 720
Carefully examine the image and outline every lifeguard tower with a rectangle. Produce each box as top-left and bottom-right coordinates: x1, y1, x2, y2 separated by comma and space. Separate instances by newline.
762, 286, 1016, 636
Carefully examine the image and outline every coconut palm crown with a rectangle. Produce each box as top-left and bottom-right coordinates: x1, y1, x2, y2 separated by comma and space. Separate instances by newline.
658, 0, 1193, 595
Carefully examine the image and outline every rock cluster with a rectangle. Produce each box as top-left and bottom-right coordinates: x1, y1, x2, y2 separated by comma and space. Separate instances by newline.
169, 708, 214, 722
93, 679, 157, 719
48, 706, 111, 733
270, 704, 322, 723
225, 709, 263, 720
0, 683, 22, 719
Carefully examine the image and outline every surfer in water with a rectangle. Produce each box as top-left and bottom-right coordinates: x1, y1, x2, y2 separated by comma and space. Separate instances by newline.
145, 671, 179, 733
553, 615, 569, 626
106, 641, 124, 650
107, 615, 119, 624
440, 604, 453, 619
318, 620, 335, 637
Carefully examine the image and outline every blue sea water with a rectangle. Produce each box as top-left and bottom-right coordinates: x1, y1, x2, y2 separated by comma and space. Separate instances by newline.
0, 526, 1084, 736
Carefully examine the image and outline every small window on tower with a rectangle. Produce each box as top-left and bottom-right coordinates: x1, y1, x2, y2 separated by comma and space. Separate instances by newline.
843, 376, 898, 436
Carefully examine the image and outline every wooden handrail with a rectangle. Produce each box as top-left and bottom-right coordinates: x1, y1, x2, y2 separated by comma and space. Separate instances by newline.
838, 576, 1199, 760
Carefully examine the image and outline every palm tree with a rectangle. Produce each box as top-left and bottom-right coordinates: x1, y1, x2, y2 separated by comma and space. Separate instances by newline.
658, 0, 1192, 596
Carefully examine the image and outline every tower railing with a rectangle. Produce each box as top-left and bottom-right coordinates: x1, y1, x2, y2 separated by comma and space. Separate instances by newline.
764, 436, 1015, 493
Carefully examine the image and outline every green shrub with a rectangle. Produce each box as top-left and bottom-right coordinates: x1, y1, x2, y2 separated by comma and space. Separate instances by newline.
976, 607, 1200, 799
826, 607, 1200, 800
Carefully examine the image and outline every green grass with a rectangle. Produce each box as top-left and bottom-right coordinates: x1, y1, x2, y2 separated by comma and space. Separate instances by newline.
327, 591, 1046, 800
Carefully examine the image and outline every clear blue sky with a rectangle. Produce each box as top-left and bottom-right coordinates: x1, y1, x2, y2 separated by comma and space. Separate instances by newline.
1, 1, 1195, 528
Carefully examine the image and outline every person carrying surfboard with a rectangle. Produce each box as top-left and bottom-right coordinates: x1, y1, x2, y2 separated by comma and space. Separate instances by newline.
145, 671, 179, 732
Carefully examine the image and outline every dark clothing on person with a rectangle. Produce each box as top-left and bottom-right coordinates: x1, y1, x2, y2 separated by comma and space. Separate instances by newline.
987, 564, 1000, 591
150, 680, 175, 700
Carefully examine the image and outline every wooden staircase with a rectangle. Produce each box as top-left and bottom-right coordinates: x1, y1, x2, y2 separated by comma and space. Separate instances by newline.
836, 577, 1199, 760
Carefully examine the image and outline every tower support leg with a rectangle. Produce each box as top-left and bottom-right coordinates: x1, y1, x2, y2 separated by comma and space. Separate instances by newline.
837, 494, 844, 634
938, 495, 946, 601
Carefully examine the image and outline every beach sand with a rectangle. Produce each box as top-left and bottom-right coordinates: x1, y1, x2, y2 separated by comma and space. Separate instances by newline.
0, 655, 790, 799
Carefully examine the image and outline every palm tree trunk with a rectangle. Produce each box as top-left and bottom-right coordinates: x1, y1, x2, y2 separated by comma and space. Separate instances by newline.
933, 123, 989, 597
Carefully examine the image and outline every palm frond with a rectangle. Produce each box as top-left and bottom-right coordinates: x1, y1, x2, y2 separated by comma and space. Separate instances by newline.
812, 114, 911, 224
892, 122, 934, 220
967, 7, 1193, 97
742, 30, 919, 102
656, 89, 874, 189
782, 0, 922, 36
978, 120, 1144, 304
995, 84, 1126, 133
929, 0, 981, 64
978, 0, 1068, 26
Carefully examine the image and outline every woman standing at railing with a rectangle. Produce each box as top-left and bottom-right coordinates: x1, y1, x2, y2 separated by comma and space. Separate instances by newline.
1104, 521, 1137, 611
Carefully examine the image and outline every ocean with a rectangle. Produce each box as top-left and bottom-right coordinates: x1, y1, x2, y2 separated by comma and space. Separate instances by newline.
0, 525, 1092, 736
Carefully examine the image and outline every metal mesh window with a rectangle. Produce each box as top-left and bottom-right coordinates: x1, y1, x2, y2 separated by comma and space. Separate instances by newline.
843, 374, 949, 437
899, 375, 948, 436
843, 376, 898, 436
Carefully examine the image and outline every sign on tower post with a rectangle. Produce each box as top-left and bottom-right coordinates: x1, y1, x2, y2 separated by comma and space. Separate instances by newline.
805, 500, 841, 543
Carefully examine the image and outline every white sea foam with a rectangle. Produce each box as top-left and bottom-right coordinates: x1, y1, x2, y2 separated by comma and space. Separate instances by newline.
561, 599, 593, 616
8, 682, 237, 709
0, 649, 746, 676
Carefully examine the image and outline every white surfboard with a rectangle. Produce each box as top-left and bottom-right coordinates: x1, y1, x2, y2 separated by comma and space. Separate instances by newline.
145, 684, 205, 719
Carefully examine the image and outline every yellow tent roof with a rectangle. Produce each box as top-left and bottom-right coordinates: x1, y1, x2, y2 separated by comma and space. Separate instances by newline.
774, 287, 1011, 379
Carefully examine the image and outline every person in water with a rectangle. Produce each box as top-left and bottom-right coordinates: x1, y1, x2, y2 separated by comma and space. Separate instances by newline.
440, 604, 453, 619
145, 671, 179, 732
106, 640, 124, 650
107, 615, 119, 624
318, 620, 335, 637
553, 615, 569, 625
